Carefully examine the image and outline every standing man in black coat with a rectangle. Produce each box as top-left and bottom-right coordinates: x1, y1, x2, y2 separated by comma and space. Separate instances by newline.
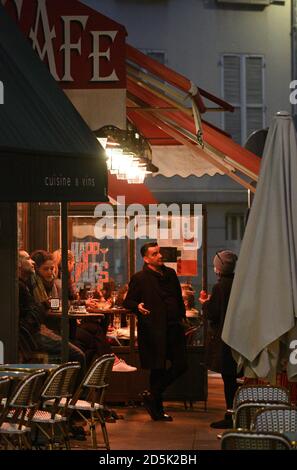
124, 242, 187, 421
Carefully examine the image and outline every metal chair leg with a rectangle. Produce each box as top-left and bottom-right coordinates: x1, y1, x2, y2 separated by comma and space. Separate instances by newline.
90, 413, 97, 449
101, 422, 110, 450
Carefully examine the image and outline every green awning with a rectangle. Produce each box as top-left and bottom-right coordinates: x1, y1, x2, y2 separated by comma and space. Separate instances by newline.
0, 4, 107, 202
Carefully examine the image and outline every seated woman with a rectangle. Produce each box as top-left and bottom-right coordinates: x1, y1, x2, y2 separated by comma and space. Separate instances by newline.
28, 249, 86, 371
181, 289, 204, 346
51, 249, 136, 372
183, 292, 199, 324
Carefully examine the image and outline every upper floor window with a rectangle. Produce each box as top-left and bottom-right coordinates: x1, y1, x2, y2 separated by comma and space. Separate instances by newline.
225, 213, 245, 241
221, 54, 265, 145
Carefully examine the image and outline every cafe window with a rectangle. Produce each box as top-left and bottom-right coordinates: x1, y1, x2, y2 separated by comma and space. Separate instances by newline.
47, 215, 129, 293
225, 213, 245, 241
134, 212, 202, 293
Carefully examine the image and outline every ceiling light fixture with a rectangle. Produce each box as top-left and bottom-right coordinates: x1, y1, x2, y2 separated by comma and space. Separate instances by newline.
95, 124, 158, 184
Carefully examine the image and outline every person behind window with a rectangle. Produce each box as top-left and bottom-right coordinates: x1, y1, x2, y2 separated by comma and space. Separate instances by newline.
51, 249, 136, 373
19, 250, 86, 371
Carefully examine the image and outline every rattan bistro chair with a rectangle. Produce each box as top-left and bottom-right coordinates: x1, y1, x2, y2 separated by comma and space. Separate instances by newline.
31, 362, 81, 450
253, 407, 297, 433
234, 402, 290, 431
233, 385, 291, 409
66, 354, 115, 450
0, 370, 46, 450
232, 385, 291, 429
0, 376, 11, 412
221, 429, 292, 450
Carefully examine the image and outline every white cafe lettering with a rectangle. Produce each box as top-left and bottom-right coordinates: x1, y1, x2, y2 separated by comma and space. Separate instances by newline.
45, 176, 72, 187
2, 0, 120, 83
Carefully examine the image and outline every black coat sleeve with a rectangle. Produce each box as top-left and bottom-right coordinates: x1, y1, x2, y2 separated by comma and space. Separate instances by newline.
123, 275, 142, 314
203, 283, 222, 326
172, 270, 186, 319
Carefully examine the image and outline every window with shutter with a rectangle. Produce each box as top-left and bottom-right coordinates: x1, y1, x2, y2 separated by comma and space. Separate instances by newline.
225, 213, 245, 241
221, 54, 265, 145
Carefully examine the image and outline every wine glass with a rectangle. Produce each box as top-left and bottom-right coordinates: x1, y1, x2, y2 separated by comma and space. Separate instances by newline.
86, 289, 94, 301
111, 290, 117, 308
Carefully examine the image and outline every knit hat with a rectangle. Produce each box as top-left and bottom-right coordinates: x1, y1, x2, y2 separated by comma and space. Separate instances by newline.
213, 250, 238, 275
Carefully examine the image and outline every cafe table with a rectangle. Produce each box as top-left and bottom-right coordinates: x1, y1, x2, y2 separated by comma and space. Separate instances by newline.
0, 364, 59, 387
0, 364, 59, 372
0, 366, 51, 399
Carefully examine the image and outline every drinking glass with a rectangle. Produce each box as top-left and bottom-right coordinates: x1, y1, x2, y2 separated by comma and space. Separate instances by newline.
111, 290, 117, 308
113, 312, 121, 330
86, 289, 94, 301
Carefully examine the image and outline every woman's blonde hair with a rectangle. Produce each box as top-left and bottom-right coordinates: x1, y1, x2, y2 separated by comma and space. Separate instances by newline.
52, 249, 74, 277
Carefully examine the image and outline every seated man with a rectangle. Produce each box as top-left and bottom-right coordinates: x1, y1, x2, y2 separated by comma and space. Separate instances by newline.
18, 250, 86, 372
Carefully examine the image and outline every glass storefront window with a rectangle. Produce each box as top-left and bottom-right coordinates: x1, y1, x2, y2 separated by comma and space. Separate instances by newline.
47, 215, 129, 295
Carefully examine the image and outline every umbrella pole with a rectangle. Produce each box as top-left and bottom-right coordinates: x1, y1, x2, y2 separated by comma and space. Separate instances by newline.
202, 205, 208, 292
61, 202, 69, 363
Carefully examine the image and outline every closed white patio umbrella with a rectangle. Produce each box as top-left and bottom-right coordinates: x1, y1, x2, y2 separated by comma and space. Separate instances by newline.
222, 112, 297, 382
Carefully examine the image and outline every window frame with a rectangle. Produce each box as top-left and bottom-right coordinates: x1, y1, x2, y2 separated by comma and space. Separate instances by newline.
225, 212, 245, 242
220, 53, 266, 145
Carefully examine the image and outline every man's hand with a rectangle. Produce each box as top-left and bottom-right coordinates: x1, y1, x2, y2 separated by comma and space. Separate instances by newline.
85, 298, 100, 309
138, 303, 150, 316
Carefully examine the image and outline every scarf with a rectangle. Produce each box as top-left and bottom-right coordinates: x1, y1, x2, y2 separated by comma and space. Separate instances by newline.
31, 273, 58, 305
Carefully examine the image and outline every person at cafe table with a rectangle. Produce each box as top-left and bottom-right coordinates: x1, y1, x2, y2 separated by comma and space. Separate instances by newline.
124, 242, 188, 422
18, 250, 86, 371
50, 249, 137, 372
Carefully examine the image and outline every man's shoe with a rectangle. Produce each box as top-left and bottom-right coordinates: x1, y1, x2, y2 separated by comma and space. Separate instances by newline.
69, 425, 87, 441
139, 391, 160, 420
112, 359, 137, 372
210, 417, 233, 429
155, 413, 173, 422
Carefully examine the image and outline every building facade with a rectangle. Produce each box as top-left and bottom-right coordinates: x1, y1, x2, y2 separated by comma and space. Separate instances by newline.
84, 0, 290, 288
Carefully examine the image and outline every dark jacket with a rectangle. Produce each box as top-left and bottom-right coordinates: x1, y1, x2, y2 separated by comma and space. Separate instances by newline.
19, 278, 47, 334
123, 264, 186, 369
203, 274, 237, 375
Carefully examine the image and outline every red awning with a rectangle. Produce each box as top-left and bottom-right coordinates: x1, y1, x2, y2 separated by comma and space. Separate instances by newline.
126, 44, 261, 190
126, 44, 234, 114
70, 172, 157, 206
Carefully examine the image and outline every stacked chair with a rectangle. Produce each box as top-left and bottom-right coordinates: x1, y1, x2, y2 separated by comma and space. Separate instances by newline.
0, 370, 46, 449
31, 362, 81, 450
221, 384, 293, 450
232, 385, 291, 430
221, 429, 292, 450
253, 407, 297, 446
57, 354, 115, 450
0, 376, 11, 412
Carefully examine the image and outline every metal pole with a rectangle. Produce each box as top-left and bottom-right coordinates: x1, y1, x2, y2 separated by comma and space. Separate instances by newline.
61, 202, 69, 362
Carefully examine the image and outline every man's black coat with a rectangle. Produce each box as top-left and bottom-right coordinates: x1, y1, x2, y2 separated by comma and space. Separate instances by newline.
124, 264, 186, 369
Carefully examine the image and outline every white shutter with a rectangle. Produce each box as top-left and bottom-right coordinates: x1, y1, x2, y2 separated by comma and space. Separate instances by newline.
225, 107, 242, 144
223, 55, 241, 103
222, 55, 241, 143
246, 56, 263, 104
222, 53, 265, 145
246, 56, 264, 137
